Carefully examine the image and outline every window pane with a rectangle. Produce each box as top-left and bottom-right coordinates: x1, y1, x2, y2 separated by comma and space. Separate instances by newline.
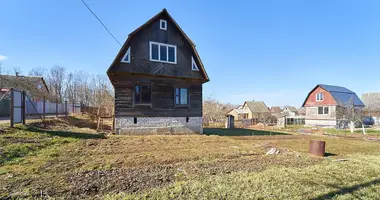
124, 54, 129, 62
168, 47, 175, 62
135, 86, 141, 103
141, 85, 151, 103
324, 107, 329, 114
318, 107, 323, 114
160, 45, 167, 61
180, 88, 188, 104
161, 21, 166, 29
151, 44, 159, 60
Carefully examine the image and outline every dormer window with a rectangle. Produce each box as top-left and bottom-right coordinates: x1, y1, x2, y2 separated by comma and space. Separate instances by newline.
160, 19, 167, 30
191, 56, 199, 71
316, 93, 324, 101
121, 47, 131, 63
150, 41, 176, 64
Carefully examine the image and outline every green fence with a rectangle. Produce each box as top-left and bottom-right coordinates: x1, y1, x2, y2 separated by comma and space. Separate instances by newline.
0, 99, 10, 117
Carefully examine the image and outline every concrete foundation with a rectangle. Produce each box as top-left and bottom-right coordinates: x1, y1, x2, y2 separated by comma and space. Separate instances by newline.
115, 117, 203, 135
305, 119, 336, 127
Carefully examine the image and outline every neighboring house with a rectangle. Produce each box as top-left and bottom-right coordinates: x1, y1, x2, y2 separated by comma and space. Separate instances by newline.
302, 84, 365, 127
241, 101, 270, 123
298, 107, 306, 116
227, 106, 249, 120
282, 106, 298, 116
107, 9, 209, 135
270, 106, 282, 115
0, 74, 49, 99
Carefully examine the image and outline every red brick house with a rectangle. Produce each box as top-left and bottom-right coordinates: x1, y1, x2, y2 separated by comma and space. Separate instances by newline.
302, 84, 364, 127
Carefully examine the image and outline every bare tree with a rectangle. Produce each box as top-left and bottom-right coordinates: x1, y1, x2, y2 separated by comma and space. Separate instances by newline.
203, 97, 236, 123
29, 67, 46, 77
336, 97, 365, 134
46, 65, 65, 103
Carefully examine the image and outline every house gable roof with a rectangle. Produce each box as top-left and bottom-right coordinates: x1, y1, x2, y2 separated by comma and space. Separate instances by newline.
243, 101, 270, 113
302, 84, 365, 107
270, 106, 282, 113
284, 106, 298, 112
107, 9, 209, 82
0, 75, 49, 97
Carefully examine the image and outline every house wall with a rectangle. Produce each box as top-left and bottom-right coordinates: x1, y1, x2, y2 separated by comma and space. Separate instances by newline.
113, 75, 203, 134
242, 104, 253, 119
114, 76, 202, 117
305, 106, 337, 127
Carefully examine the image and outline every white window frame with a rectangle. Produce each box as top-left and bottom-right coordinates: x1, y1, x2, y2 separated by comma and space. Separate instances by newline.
316, 93, 324, 102
121, 47, 131, 63
191, 56, 199, 71
160, 19, 167, 30
149, 41, 177, 64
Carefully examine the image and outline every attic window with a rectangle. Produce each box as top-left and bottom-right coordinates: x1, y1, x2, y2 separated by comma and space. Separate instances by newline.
150, 41, 176, 64
191, 56, 199, 71
316, 93, 324, 102
160, 19, 167, 30
121, 47, 131, 63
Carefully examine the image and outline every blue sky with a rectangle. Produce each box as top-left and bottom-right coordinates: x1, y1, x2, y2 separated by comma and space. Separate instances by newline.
1, 0, 380, 107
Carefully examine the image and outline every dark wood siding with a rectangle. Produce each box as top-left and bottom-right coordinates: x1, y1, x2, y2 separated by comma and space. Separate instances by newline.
114, 75, 202, 117
110, 15, 204, 80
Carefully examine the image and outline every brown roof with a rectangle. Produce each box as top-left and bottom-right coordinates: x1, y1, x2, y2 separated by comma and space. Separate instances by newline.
284, 106, 298, 112
107, 9, 209, 82
244, 101, 270, 113
270, 106, 282, 113
0, 75, 48, 97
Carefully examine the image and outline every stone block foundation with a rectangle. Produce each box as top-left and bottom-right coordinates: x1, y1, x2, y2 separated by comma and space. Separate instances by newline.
115, 117, 203, 135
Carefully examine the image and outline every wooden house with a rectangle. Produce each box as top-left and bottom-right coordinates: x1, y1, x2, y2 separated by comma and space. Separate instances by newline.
241, 101, 270, 124
302, 84, 364, 127
107, 9, 209, 134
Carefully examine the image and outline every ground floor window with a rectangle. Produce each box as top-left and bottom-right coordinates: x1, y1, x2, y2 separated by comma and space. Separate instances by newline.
175, 88, 188, 105
318, 106, 329, 115
134, 85, 151, 104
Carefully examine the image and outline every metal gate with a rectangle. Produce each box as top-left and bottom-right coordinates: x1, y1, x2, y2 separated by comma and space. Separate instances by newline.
10, 89, 25, 127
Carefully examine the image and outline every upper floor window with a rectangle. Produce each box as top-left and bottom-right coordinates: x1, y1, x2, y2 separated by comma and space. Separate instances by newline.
134, 85, 151, 104
150, 41, 176, 64
316, 93, 324, 101
160, 19, 167, 30
191, 56, 199, 71
121, 47, 131, 63
175, 88, 188, 105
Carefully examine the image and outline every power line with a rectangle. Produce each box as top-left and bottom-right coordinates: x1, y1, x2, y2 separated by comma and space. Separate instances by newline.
80, 0, 122, 46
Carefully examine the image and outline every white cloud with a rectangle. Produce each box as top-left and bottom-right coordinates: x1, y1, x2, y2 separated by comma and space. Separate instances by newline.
0, 55, 7, 61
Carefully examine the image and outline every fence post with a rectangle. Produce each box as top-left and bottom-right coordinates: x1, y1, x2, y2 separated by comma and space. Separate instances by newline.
65, 101, 68, 117
10, 89, 14, 128
22, 91, 26, 125
43, 96, 46, 122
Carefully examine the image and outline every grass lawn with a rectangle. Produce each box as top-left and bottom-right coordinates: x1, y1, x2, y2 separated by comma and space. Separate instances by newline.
1, 117, 380, 199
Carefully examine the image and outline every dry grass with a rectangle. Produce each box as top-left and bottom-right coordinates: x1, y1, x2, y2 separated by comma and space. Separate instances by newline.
1, 117, 380, 199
